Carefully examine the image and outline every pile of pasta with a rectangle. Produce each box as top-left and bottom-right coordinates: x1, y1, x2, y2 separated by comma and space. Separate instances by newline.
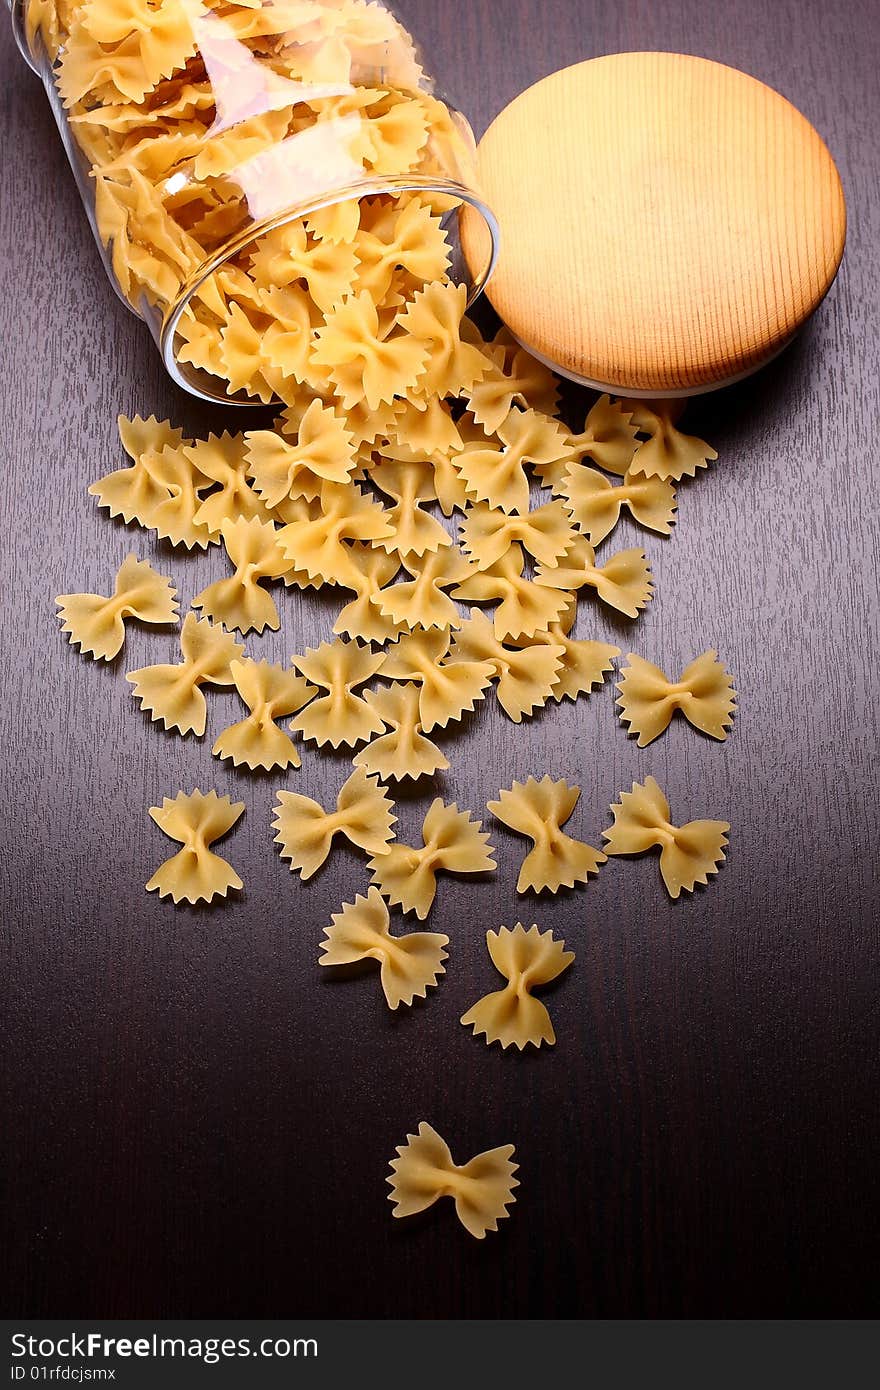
57, 356, 732, 1235
27, 0, 493, 404
44, 0, 737, 1241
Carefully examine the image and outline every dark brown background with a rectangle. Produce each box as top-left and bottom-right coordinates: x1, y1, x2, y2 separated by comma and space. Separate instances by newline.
2, 0, 878, 1319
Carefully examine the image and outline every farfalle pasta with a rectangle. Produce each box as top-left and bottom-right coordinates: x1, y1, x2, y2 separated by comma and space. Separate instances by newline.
448, 609, 565, 722
369, 798, 495, 919
146, 789, 244, 905
57, 553, 178, 661
377, 546, 473, 632
289, 638, 385, 748
555, 394, 639, 481
460, 924, 575, 1050
370, 456, 451, 558
185, 431, 273, 533
518, 597, 619, 705
617, 651, 737, 746
561, 463, 677, 545
276, 479, 393, 587
535, 535, 654, 619
127, 612, 244, 736
624, 400, 719, 481
30, 0, 499, 417
464, 330, 560, 432
311, 290, 431, 410
380, 628, 494, 731
453, 544, 570, 641
455, 407, 570, 514
319, 887, 448, 1010
396, 282, 487, 398
92, 418, 220, 550
245, 399, 357, 506
354, 682, 449, 780
487, 776, 606, 893
331, 544, 403, 644
273, 766, 396, 880
212, 659, 316, 770
89, 415, 208, 543
459, 498, 575, 571
603, 776, 730, 899
388, 1122, 518, 1239
193, 516, 292, 634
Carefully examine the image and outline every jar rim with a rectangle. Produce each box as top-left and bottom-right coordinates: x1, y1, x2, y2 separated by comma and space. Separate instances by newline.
159, 174, 500, 407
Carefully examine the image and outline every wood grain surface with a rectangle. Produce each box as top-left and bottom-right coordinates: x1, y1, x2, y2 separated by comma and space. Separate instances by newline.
467, 52, 847, 394
1, 0, 878, 1319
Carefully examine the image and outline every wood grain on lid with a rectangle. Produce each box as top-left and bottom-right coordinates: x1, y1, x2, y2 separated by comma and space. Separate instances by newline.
463, 52, 846, 394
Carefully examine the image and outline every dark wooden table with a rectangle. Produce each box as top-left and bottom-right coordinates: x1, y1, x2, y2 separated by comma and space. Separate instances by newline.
1, 0, 878, 1320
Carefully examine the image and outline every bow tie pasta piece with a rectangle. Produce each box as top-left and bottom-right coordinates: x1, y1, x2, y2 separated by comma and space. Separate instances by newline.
185, 431, 274, 533
389, 397, 464, 465
464, 335, 560, 434
448, 610, 564, 722
276, 481, 393, 588
603, 776, 730, 899
127, 612, 244, 737
396, 282, 488, 397
453, 544, 571, 642
617, 651, 737, 746
461, 924, 575, 1049
354, 683, 449, 781
339, 557, 404, 625
141, 440, 218, 549
59, 0, 199, 107
255, 285, 318, 386
535, 536, 653, 619
561, 463, 677, 545
248, 219, 358, 314
377, 547, 474, 633
455, 408, 571, 515
311, 291, 430, 411
192, 517, 292, 635
488, 776, 606, 893
175, 308, 228, 385
550, 394, 640, 484
459, 499, 575, 572
57, 553, 178, 662
273, 766, 396, 881
218, 303, 279, 405
354, 92, 432, 177
337, 396, 409, 451
319, 887, 448, 1010
332, 544, 404, 644
369, 457, 452, 558
368, 798, 495, 919
388, 1122, 518, 1240
519, 598, 619, 704
245, 399, 357, 508
146, 789, 244, 906
623, 400, 719, 481
380, 628, 495, 731
353, 197, 451, 302
89, 414, 189, 530
290, 638, 386, 748
212, 659, 316, 771
430, 445, 472, 517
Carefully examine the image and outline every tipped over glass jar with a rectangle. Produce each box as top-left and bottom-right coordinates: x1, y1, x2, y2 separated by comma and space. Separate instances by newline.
9, 0, 499, 404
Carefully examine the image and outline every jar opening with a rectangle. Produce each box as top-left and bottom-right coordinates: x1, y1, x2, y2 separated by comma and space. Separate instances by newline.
159, 176, 499, 406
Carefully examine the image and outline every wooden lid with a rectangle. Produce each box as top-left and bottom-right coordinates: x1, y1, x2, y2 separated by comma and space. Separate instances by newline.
463, 53, 846, 396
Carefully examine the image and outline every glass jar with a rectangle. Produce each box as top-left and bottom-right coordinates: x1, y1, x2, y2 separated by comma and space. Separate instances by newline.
8, 0, 499, 404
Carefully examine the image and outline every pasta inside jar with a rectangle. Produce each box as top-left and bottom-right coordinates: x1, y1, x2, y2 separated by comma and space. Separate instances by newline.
12, 0, 498, 404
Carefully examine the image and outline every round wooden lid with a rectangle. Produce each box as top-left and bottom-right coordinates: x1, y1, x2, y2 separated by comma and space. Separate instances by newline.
463, 53, 846, 396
